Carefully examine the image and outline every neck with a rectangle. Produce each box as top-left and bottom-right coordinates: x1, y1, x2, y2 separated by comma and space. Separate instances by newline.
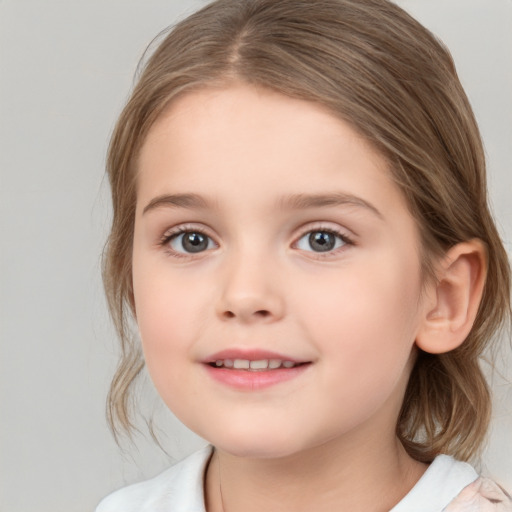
205, 432, 427, 512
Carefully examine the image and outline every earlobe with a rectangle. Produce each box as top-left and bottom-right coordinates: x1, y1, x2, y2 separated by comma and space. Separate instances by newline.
415, 240, 487, 354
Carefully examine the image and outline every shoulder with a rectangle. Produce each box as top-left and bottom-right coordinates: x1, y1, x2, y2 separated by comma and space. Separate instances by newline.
391, 455, 478, 512
444, 477, 512, 512
392, 455, 512, 512
95, 445, 213, 512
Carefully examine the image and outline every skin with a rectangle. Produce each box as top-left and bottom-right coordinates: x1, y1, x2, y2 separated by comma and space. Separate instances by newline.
132, 83, 434, 511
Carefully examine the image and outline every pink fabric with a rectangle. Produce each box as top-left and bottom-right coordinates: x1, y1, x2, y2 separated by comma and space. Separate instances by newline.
444, 478, 512, 511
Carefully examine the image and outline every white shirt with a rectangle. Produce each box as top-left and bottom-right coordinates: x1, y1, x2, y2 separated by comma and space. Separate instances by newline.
96, 445, 511, 512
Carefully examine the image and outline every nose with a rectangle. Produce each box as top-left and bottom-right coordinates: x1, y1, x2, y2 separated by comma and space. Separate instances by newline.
215, 253, 285, 324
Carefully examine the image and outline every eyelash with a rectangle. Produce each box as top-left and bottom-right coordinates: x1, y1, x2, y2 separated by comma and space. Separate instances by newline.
292, 226, 355, 260
159, 225, 216, 259
158, 224, 355, 259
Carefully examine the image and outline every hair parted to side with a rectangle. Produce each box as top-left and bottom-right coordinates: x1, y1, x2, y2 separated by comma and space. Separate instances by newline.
103, 0, 511, 462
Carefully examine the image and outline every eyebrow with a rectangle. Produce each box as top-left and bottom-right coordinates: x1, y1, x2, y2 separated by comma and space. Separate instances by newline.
277, 193, 383, 219
142, 191, 383, 219
142, 193, 211, 215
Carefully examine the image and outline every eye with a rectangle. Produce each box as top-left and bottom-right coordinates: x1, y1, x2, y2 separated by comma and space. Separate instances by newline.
295, 230, 348, 253
167, 231, 216, 254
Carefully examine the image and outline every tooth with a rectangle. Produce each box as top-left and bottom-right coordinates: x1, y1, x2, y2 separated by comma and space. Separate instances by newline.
250, 360, 269, 370
269, 359, 282, 369
215, 360, 223, 367
224, 359, 234, 368
283, 361, 295, 368
234, 359, 250, 369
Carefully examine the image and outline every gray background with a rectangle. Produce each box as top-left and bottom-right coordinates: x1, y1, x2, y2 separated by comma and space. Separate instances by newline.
0, 0, 510, 510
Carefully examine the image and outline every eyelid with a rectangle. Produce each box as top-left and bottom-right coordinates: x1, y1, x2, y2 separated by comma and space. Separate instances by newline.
160, 223, 212, 242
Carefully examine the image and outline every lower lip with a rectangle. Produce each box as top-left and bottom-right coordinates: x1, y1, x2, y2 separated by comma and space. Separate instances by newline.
203, 364, 311, 391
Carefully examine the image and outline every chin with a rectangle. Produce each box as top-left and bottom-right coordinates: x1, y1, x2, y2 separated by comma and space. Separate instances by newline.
205, 425, 306, 460
216, 440, 299, 459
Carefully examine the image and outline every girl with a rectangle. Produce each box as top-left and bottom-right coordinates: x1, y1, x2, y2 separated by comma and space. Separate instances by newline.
97, 0, 511, 510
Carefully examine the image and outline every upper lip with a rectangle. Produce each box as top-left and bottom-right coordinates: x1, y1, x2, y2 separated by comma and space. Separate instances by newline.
203, 348, 307, 364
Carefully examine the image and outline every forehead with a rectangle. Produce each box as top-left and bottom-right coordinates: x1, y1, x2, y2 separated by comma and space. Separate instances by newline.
136, 83, 409, 221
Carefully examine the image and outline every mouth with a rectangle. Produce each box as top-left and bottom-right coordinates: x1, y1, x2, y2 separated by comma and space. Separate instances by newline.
202, 350, 312, 390
208, 359, 308, 371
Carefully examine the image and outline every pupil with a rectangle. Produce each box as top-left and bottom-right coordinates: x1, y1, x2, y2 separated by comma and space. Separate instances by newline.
309, 231, 335, 252
183, 232, 208, 253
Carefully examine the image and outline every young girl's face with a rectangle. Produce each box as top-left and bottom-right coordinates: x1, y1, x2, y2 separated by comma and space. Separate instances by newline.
132, 83, 431, 459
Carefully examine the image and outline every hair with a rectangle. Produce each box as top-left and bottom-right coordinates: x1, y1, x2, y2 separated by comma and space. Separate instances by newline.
102, 0, 511, 463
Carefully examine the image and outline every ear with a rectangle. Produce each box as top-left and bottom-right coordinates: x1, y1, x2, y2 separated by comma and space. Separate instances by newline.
415, 239, 487, 354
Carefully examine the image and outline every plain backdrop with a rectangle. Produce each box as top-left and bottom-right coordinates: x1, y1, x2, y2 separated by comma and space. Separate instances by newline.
0, 1, 511, 510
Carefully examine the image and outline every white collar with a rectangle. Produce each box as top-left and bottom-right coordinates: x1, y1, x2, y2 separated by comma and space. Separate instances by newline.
97, 447, 480, 512
390, 454, 478, 512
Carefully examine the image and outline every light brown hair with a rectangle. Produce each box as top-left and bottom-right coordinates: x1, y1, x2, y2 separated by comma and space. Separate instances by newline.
103, 0, 511, 462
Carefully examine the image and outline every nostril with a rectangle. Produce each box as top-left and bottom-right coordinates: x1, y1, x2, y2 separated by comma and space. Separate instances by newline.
221, 309, 271, 320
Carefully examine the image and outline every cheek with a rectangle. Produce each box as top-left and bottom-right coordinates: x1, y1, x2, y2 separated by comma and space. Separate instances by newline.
297, 255, 422, 388
132, 261, 205, 370
132, 270, 208, 415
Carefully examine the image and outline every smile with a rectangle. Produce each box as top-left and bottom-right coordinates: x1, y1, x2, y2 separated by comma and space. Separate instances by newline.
202, 349, 312, 390
210, 359, 303, 370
